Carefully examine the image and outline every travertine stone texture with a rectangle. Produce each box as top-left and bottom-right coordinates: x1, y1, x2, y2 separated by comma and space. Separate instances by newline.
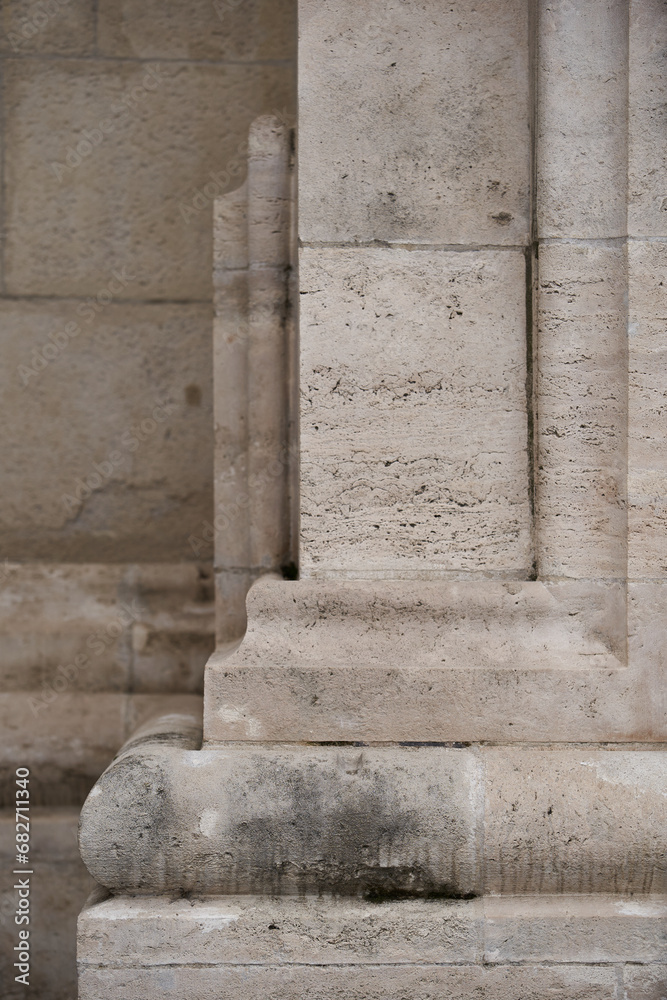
537, 0, 628, 239
536, 242, 628, 579
299, 0, 530, 244
79, 714, 666, 895
204, 577, 658, 743
629, 0, 667, 237
97, 0, 296, 61
0, 0, 95, 55
300, 248, 532, 579
4, 60, 293, 301
629, 240, 667, 577
0, 300, 213, 562
0, 809, 95, 1000
78, 893, 667, 971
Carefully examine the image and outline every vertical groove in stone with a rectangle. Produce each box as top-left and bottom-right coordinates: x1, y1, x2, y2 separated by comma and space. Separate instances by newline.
534, 0, 629, 582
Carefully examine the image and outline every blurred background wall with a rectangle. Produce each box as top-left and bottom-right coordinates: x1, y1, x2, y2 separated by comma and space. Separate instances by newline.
0, 2, 295, 996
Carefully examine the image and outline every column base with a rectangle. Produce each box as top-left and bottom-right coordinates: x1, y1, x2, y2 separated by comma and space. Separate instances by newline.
78, 891, 666, 999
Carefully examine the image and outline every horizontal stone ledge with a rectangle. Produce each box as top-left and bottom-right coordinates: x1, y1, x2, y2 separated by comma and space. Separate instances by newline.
203, 577, 667, 742
78, 892, 667, 968
78, 963, 658, 1000
79, 714, 667, 896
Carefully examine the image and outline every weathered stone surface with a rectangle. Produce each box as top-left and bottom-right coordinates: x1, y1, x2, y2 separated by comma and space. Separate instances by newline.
484, 895, 667, 963
204, 577, 651, 743
79, 714, 666, 896
4, 59, 294, 299
78, 894, 479, 967
0, 0, 95, 55
624, 965, 667, 1000
536, 242, 627, 580
299, 0, 530, 244
629, 240, 667, 577
629, 0, 667, 238
483, 749, 667, 895
77, 893, 667, 972
78, 961, 620, 1000
97, 0, 296, 61
300, 248, 532, 579
0, 809, 95, 1000
80, 720, 480, 896
537, 0, 628, 239
0, 300, 214, 562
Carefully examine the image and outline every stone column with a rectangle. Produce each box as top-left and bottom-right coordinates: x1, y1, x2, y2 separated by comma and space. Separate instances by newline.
78, 3, 666, 997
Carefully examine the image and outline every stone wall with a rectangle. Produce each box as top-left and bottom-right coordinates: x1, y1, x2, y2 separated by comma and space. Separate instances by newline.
0, 0, 295, 562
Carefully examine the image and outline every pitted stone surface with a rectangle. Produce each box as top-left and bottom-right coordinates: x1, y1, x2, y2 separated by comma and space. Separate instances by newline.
300, 247, 532, 579
299, 0, 530, 244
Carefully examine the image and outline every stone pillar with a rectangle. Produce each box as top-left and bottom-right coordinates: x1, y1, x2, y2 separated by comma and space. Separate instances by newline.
78, 3, 666, 997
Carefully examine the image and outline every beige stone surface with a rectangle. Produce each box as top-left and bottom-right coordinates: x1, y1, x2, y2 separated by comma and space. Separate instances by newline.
484, 895, 667, 964
300, 248, 532, 579
3, 59, 294, 300
629, 240, 667, 578
536, 242, 628, 580
0, 0, 95, 55
79, 713, 666, 896
79, 894, 479, 966
78, 962, 619, 1000
80, 734, 480, 896
97, 0, 296, 61
624, 965, 667, 1000
204, 577, 648, 743
0, 808, 95, 1000
298, 0, 530, 244
629, 0, 667, 237
0, 299, 214, 562
78, 893, 667, 971
537, 0, 628, 239
0, 692, 202, 806
483, 749, 667, 895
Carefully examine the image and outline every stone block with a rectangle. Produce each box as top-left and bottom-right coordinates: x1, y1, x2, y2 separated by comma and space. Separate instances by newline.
3, 59, 294, 299
537, 0, 628, 238
78, 961, 619, 1000
629, 240, 667, 577
78, 894, 479, 967
298, 0, 530, 244
97, 0, 296, 62
0, 0, 94, 55
299, 247, 532, 578
629, 0, 667, 237
205, 577, 640, 744
0, 299, 213, 562
623, 965, 667, 1000
80, 735, 480, 896
536, 241, 627, 579
483, 749, 667, 895
484, 895, 667, 963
